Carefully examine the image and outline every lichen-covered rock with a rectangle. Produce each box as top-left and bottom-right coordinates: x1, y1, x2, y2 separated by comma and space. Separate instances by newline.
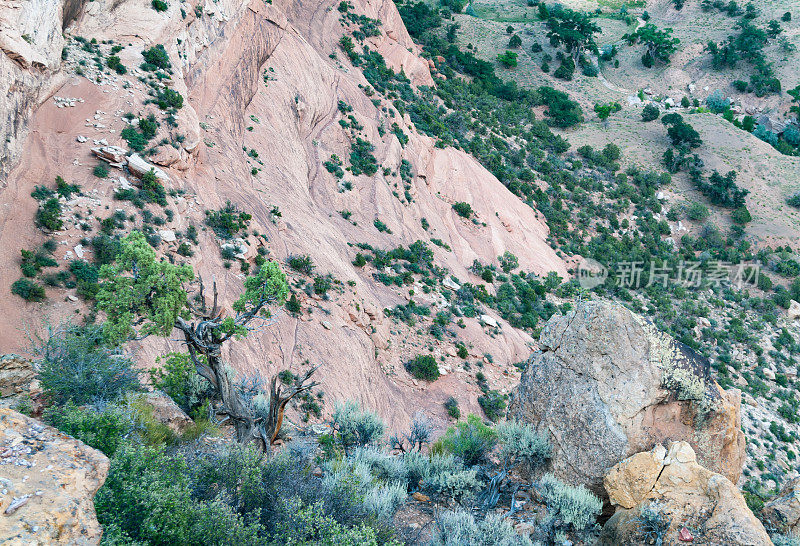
0, 408, 109, 545
0, 354, 35, 399
509, 300, 745, 495
600, 442, 771, 546
763, 478, 800, 534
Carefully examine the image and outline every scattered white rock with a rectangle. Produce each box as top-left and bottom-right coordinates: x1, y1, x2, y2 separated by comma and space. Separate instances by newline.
159, 230, 176, 243
73, 245, 85, 259
480, 314, 498, 328
442, 277, 461, 290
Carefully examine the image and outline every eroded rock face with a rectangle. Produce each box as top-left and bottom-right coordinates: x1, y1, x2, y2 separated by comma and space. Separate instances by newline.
509, 300, 745, 495
600, 442, 771, 546
0, 408, 109, 545
0, 355, 35, 399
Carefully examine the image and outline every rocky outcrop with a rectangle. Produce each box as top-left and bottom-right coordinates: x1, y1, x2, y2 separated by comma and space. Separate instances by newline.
142, 391, 193, 434
0, 355, 35, 399
509, 300, 745, 495
600, 442, 771, 546
763, 478, 800, 534
0, 408, 109, 545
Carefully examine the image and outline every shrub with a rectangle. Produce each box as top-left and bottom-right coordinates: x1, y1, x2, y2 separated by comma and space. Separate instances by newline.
36, 197, 63, 231
731, 206, 752, 224
322, 456, 407, 521
44, 402, 135, 456
437, 414, 496, 466
403, 451, 481, 501
405, 354, 440, 381
497, 51, 518, 68
508, 34, 522, 48
635, 501, 671, 546
496, 421, 552, 473
452, 202, 473, 218
150, 352, 213, 413
155, 88, 184, 110
151, 0, 168, 12
536, 472, 603, 532
686, 202, 709, 221
444, 396, 461, 419
11, 278, 46, 302
120, 126, 148, 151
287, 254, 315, 275
430, 510, 533, 546
35, 324, 140, 405
141, 44, 171, 70
205, 201, 251, 239
478, 389, 507, 422
641, 103, 660, 122
705, 90, 731, 113
787, 192, 800, 208
95, 444, 263, 545
332, 400, 385, 454
93, 163, 109, 178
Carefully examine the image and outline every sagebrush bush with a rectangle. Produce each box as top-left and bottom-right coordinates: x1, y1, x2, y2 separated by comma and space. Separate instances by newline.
536, 473, 602, 532
35, 324, 140, 405
430, 510, 534, 546
403, 451, 481, 501
351, 447, 409, 483
332, 400, 385, 453
496, 421, 552, 473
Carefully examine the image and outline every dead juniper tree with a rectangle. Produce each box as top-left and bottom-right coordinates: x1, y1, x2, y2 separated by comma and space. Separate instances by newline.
97, 230, 318, 453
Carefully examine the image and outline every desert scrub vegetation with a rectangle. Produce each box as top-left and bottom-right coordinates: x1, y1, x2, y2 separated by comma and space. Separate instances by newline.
204, 201, 251, 239
405, 354, 440, 381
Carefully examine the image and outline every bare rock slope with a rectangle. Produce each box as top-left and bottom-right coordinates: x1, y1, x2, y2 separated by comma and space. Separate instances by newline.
0, 408, 109, 545
0, 0, 565, 430
509, 300, 745, 494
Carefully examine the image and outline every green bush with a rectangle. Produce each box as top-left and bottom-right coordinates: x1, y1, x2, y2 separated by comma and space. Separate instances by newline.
151, 0, 168, 12
120, 126, 148, 151
444, 396, 461, 419
287, 254, 314, 275
93, 163, 109, 178
35, 324, 140, 405
403, 451, 481, 501
36, 197, 63, 231
478, 389, 507, 422
405, 354, 440, 381
437, 414, 496, 466
686, 202, 710, 221
150, 352, 213, 413
205, 201, 251, 239
497, 51, 518, 68
95, 444, 263, 545
452, 202, 473, 218
44, 402, 135, 456
141, 44, 171, 70
641, 103, 660, 122
11, 278, 46, 302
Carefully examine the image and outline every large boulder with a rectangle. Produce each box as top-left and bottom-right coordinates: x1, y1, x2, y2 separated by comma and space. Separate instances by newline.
0, 354, 35, 399
141, 390, 193, 434
600, 442, 771, 545
762, 478, 800, 534
0, 408, 109, 545
509, 300, 745, 495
